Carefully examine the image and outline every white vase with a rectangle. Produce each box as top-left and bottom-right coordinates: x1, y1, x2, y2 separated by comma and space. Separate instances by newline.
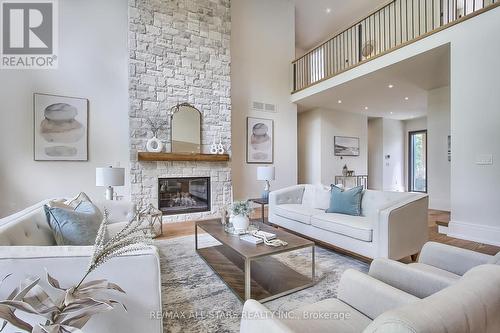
230, 214, 249, 232
146, 137, 164, 153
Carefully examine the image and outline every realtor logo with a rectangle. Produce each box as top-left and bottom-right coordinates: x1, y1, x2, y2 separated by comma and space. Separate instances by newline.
1, 0, 58, 69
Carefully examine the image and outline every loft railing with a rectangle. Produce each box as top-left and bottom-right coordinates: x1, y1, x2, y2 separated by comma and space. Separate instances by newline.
292, 0, 498, 93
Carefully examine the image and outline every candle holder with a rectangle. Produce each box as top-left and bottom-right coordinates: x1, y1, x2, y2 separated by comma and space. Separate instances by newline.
138, 204, 163, 238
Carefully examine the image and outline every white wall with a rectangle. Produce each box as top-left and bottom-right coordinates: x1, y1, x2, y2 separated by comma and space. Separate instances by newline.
295, 47, 307, 58
382, 119, 405, 191
404, 117, 427, 133
368, 118, 383, 190
448, 8, 500, 245
298, 110, 322, 184
298, 108, 368, 185
231, 0, 298, 199
427, 86, 451, 210
0, 0, 129, 217
403, 89, 451, 211
369, 118, 405, 191
321, 109, 368, 184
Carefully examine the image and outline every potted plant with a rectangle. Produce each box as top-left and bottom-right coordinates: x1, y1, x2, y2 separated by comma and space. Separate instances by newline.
229, 200, 251, 232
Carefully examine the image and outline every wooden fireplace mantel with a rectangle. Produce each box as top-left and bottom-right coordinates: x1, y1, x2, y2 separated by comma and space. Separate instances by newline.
138, 152, 230, 162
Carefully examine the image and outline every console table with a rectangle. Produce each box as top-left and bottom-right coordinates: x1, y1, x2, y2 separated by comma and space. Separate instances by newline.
334, 175, 369, 189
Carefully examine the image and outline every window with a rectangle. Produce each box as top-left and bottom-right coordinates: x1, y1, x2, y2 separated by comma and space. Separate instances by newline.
409, 130, 427, 193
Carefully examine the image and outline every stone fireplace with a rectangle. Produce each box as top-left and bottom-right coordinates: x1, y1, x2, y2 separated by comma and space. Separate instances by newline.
158, 177, 211, 215
128, 0, 232, 222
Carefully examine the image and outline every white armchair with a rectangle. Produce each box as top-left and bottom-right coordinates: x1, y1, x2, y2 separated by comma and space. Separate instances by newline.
417, 241, 498, 275
368, 242, 500, 298
241, 264, 500, 333
241, 269, 418, 333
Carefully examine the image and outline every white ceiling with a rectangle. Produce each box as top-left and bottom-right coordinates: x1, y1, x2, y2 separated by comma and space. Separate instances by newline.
293, 0, 389, 52
296, 44, 450, 120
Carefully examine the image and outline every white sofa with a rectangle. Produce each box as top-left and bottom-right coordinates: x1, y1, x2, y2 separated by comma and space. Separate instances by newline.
269, 185, 429, 260
0, 200, 163, 333
240, 264, 500, 333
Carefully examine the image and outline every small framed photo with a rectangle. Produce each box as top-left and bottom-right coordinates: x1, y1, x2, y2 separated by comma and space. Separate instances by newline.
247, 117, 274, 164
334, 136, 360, 157
34, 93, 89, 161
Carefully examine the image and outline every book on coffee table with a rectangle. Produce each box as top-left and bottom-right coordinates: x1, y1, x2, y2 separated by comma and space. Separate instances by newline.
252, 230, 276, 240
239, 234, 263, 244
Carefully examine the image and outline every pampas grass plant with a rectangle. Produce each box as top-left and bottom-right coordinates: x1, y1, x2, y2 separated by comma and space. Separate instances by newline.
74, 209, 154, 290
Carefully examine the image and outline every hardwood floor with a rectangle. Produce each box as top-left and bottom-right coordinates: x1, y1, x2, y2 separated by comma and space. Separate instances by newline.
158, 209, 500, 257
427, 210, 499, 255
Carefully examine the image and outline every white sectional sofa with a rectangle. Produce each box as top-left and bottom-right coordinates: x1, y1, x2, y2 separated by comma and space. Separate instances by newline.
0, 200, 163, 333
269, 185, 429, 260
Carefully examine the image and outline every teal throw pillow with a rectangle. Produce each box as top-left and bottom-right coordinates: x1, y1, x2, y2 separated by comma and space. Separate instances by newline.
326, 185, 364, 216
44, 193, 102, 245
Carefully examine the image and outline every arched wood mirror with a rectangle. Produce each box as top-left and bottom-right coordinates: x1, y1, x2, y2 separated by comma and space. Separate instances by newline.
170, 103, 201, 154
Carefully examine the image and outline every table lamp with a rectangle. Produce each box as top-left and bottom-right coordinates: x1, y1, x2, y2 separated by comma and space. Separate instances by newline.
257, 166, 275, 200
96, 166, 125, 200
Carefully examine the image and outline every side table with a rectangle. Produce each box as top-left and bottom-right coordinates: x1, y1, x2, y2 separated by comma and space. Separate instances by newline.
249, 197, 269, 225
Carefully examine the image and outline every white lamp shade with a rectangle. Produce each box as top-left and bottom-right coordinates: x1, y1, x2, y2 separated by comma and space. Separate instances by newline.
96, 167, 125, 187
257, 166, 275, 181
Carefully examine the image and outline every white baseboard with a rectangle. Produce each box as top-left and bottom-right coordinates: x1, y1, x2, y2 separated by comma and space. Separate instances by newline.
447, 221, 500, 247
437, 225, 449, 234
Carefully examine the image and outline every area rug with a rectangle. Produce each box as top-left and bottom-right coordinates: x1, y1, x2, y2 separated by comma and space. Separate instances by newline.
156, 234, 369, 333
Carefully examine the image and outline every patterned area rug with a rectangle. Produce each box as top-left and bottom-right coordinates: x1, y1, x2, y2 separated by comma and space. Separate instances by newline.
156, 234, 368, 333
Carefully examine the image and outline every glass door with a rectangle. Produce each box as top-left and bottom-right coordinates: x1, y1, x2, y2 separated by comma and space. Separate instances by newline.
409, 130, 427, 193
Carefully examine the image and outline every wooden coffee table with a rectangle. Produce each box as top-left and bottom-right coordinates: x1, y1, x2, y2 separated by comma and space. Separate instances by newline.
195, 219, 315, 302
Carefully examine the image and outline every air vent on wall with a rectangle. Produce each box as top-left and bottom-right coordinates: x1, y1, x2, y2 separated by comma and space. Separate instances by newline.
252, 101, 278, 113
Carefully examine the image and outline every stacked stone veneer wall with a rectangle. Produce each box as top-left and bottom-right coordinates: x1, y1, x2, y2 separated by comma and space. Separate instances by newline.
129, 0, 231, 222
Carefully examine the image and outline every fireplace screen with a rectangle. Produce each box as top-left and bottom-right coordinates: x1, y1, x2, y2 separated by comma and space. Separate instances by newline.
158, 177, 210, 215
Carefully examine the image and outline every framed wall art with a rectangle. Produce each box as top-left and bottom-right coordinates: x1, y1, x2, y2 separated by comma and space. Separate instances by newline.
247, 117, 273, 164
34, 93, 88, 161
334, 136, 360, 157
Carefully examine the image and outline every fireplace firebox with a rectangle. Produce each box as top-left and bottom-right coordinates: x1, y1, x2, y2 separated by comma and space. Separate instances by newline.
158, 177, 211, 215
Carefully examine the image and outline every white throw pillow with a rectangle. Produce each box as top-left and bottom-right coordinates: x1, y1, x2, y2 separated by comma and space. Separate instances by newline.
47, 192, 93, 210
313, 185, 331, 210
301, 185, 316, 207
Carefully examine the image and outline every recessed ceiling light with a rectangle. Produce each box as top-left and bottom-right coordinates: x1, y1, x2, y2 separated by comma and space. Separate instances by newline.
338, 99, 342, 104
390, 112, 393, 115
364, 106, 369, 110
404, 97, 409, 100
388, 84, 394, 89
326, 8, 332, 13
